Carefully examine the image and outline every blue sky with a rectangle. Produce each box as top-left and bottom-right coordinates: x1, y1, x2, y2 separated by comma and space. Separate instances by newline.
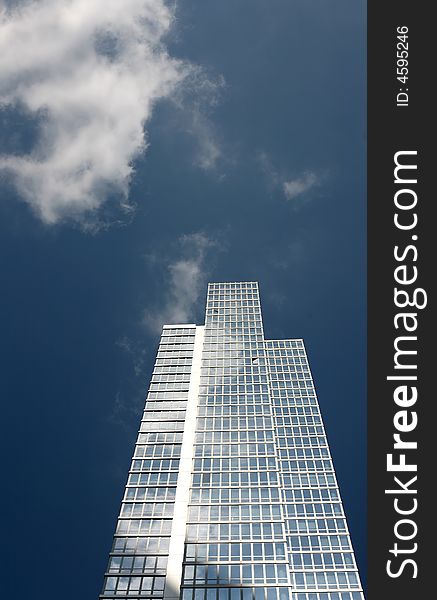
0, 1, 366, 597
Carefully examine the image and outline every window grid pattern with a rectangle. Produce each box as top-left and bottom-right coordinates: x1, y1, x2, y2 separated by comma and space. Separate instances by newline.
100, 327, 196, 599
182, 283, 293, 600
265, 340, 364, 600
100, 282, 365, 600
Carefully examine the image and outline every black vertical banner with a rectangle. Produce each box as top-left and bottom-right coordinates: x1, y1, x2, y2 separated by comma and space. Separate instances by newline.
368, 1, 433, 598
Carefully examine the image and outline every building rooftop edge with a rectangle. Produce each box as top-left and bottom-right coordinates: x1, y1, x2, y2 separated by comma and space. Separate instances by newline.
207, 281, 259, 285
266, 338, 304, 342
162, 323, 198, 329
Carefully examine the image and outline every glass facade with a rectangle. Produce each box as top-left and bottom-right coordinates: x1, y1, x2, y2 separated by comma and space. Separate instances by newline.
101, 325, 197, 599
100, 282, 364, 600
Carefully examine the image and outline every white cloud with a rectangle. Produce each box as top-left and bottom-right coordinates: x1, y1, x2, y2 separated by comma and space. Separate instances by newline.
143, 232, 215, 334
0, 0, 190, 226
283, 171, 318, 201
257, 152, 320, 205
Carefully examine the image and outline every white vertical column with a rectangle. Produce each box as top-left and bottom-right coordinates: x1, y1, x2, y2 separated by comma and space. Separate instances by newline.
164, 325, 204, 600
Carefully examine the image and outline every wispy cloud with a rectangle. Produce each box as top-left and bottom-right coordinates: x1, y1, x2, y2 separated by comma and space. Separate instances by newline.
108, 389, 144, 433
143, 232, 216, 334
109, 337, 151, 430
116, 336, 149, 378
0, 0, 192, 226
169, 72, 227, 174
189, 109, 223, 171
283, 171, 318, 201
258, 151, 321, 206
257, 151, 282, 190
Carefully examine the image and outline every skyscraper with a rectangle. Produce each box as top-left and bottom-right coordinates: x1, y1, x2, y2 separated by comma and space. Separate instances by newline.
100, 282, 364, 600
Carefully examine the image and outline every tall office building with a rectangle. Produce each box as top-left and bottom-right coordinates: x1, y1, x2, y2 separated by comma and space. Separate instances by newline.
100, 282, 364, 600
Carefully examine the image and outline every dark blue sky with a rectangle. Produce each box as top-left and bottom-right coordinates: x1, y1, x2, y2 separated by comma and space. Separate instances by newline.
0, 1, 366, 597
